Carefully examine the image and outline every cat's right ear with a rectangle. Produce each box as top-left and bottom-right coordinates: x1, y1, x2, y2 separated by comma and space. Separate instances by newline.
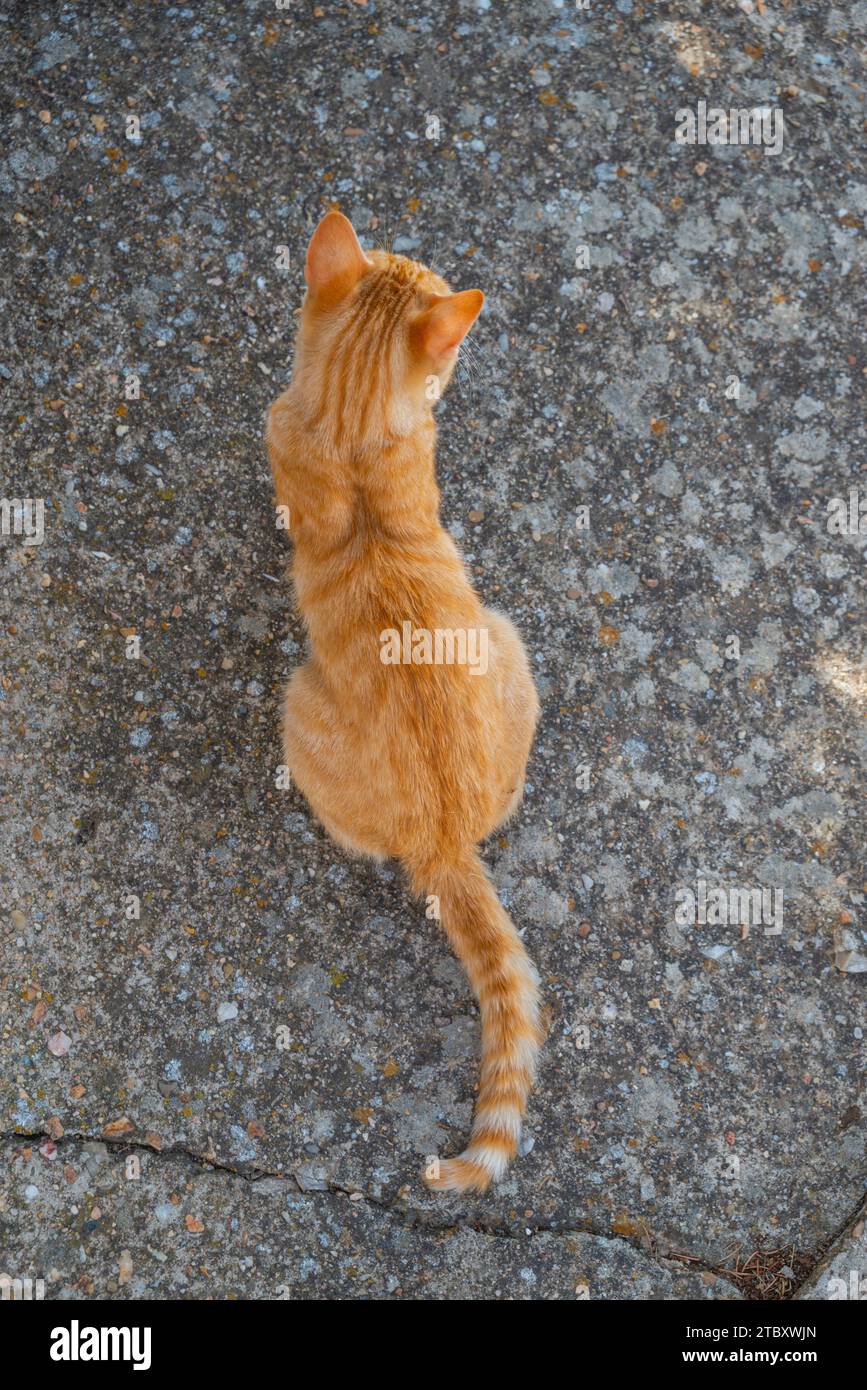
411, 289, 484, 360
305, 211, 373, 304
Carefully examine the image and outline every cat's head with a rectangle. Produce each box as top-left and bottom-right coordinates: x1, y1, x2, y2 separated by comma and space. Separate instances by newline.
291, 210, 483, 446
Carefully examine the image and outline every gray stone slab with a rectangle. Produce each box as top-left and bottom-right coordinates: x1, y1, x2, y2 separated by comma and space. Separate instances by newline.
1, 0, 865, 1298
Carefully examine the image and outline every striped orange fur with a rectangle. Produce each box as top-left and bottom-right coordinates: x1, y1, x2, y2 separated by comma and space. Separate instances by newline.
266, 211, 543, 1193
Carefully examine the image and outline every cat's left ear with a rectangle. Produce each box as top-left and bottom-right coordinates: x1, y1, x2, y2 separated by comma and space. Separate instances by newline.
305, 210, 373, 302
412, 289, 484, 359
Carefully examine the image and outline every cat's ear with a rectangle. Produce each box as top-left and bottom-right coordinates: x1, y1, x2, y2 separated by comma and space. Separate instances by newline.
412, 289, 484, 358
305, 211, 373, 301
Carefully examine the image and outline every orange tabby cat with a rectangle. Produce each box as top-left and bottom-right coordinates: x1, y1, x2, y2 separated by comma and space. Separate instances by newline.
266, 211, 543, 1193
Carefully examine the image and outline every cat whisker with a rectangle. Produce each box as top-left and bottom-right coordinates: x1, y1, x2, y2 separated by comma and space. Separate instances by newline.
461, 339, 482, 372
455, 355, 479, 400
457, 337, 485, 396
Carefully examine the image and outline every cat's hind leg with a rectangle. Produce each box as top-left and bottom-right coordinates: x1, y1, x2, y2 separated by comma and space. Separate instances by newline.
480, 611, 540, 837
281, 664, 392, 861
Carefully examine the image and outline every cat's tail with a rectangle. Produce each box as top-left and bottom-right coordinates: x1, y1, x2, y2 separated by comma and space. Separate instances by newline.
407, 845, 544, 1194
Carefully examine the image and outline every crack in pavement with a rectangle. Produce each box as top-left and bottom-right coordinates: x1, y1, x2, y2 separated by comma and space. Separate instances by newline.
788, 1188, 867, 1299
1, 1127, 741, 1290
13, 1128, 863, 1296
11, 1126, 866, 1298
